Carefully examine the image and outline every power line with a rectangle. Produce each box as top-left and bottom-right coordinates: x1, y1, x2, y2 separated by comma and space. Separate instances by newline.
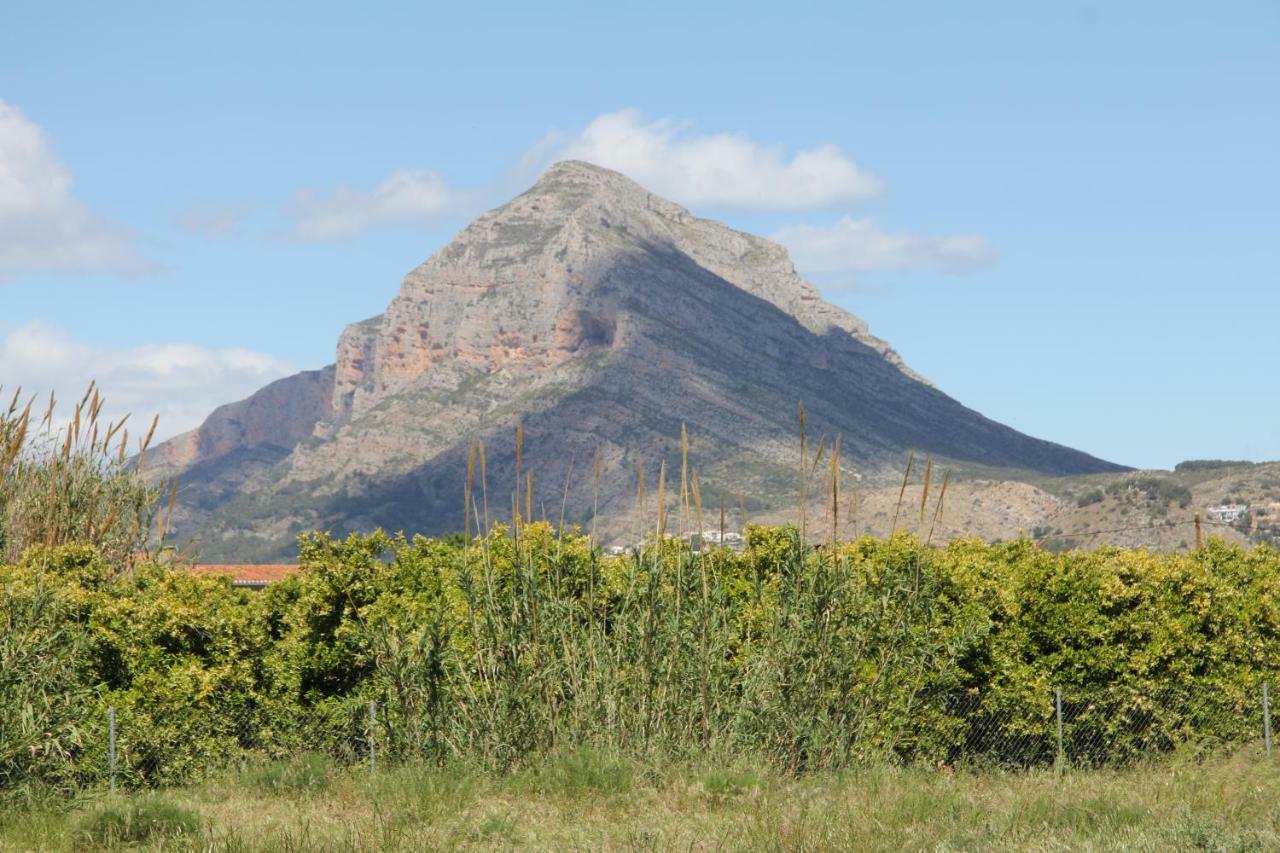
1035, 516, 1238, 545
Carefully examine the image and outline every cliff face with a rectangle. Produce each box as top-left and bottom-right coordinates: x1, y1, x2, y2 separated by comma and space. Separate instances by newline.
146, 366, 335, 480
148, 161, 1124, 559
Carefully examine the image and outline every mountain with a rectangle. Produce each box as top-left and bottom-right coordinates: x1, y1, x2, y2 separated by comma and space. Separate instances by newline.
148, 160, 1125, 559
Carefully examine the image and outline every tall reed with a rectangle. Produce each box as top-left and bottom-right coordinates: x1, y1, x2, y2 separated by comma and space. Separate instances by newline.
353, 522, 985, 774
0, 384, 163, 566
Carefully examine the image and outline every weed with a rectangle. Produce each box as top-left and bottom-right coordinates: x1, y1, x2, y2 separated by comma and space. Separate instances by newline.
246, 752, 333, 795
701, 768, 760, 798
77, 795, 200, 845
518, 749, 636, 797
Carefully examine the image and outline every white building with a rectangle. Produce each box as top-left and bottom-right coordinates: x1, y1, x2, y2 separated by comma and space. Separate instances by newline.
1207, 504, 1248, 523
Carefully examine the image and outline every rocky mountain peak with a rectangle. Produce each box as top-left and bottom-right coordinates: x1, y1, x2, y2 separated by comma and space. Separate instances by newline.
520, 159, 694, 223
146, 162, 1126, 560
528, 158, 654, 198
328, 160, 922, 422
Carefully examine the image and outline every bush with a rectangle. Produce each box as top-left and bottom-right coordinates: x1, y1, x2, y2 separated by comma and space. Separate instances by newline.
1175, 460, 1254, 473
2, 545, 287, 792
88, 560, 282, 787
1105, 477, 1192, 510
1076, 489, 1104, 508
0, 558, 100, 800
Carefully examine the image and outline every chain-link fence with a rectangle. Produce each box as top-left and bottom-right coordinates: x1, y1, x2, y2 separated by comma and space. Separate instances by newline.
76, 696, 383, 791
939, 683, 1265, 769
84, 682, 1280, 790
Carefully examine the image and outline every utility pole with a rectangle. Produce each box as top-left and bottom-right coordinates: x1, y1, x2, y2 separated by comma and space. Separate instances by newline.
1195, 513, 1203, 549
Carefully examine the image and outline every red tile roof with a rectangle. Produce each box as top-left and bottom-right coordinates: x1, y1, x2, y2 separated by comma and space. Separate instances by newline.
190, 564, 299, 587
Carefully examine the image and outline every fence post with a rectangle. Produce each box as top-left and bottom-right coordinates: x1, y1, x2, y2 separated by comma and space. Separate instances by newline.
1054, 687, 1064, 772
108, 706, 116, 792
1265, 683, 1272, 756
368, 701, 377, 773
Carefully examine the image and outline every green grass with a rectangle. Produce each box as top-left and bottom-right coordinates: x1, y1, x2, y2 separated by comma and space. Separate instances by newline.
5, 748, 1280, 851
76, 795, 201, 846
243, 752, 334, 796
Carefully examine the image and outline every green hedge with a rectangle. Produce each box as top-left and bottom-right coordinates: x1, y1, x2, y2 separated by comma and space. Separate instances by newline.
4, 528, 1280, 794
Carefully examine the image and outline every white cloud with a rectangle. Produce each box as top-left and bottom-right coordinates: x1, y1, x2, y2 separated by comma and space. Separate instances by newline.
0, 322, 293, 443
771, 216, 995, 277
289, 169, 471, 242
544, 109, 884, 211
0, 98, 149, 281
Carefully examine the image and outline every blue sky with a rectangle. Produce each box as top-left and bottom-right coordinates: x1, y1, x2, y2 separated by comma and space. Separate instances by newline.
1, 1, 1277, 469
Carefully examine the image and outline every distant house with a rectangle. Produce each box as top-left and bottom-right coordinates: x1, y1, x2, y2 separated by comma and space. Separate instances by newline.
603, 531, 744, 556
701, 530, 744, 545
685, 529, 746, 552
1207, 504, 1248, 524
190, 563, 299, 590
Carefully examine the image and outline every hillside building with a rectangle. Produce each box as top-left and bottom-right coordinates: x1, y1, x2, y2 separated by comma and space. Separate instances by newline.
1207, 504, 1249, 523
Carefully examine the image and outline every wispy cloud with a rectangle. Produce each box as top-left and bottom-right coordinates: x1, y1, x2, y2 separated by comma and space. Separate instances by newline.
0, 322, 293, 442
295, 110, 885, 239
282, 108, 988, 276
771, 217, 995, 279
535, 109, 884, 211
0, 98, 150, 282
288, 169, 474, 242
176, 201, 254, 239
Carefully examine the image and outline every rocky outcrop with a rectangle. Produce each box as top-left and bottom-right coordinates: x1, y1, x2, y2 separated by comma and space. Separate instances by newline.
147, 161, 1125, 560
146, 366, 335, 480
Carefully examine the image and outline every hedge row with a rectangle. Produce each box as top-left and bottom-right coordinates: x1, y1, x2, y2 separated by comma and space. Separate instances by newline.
4, 527, 1279, 796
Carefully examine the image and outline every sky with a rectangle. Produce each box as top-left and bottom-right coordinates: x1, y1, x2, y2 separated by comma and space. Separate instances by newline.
1, 1, 1277, 470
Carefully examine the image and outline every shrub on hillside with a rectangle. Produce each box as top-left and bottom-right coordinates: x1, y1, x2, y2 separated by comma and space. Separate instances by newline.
1105, 477, 1193, 511
1175, 460, 1255, 473
1076, 489, 1104, 508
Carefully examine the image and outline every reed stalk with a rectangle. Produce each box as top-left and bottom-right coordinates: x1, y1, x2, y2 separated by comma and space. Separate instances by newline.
927, 471, 950, 546
0, 383, 163, 566
890, 451, 915, 536
919, 457, 933, 532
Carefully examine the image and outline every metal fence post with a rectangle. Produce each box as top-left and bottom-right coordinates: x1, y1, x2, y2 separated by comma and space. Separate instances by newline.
368, 700, 377, 773
1055, 687, 1064, 771
108, 706, 116, 792
1265, 683, 1272, 756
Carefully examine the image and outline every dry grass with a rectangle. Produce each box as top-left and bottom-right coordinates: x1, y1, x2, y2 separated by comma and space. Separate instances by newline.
4, 747, 1280, 851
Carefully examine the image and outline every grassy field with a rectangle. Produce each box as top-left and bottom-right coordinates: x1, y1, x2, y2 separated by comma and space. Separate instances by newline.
4, 748, 1280, 851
